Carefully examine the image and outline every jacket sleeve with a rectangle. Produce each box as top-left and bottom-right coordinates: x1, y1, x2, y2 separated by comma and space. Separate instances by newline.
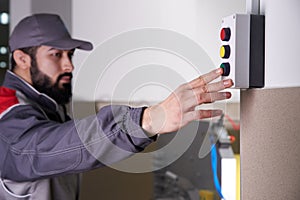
0, 104, 155, 182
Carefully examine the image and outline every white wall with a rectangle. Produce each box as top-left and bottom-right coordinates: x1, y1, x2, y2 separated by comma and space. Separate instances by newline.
10, 0, 31, 33
72, 0, 245, 103
260, 0, 300, 88
31, 0, 72, 31
10, 0, 72, 33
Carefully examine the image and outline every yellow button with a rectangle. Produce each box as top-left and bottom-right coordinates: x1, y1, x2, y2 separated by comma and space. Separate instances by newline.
220, 45, 230, 58
220, 46, 225, 58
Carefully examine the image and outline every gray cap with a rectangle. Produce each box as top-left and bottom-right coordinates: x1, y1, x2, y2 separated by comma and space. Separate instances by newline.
9, 13, 93, 52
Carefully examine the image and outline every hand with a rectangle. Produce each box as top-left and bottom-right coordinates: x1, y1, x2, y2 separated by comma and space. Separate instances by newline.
142, 68, 233, 136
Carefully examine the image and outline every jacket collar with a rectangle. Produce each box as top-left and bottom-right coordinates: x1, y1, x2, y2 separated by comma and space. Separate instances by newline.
2, 70, 59, 111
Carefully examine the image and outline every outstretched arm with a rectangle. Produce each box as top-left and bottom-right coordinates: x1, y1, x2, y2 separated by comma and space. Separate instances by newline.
142, 68, 233, 135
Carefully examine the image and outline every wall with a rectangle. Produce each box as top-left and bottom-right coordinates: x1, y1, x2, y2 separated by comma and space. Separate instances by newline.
10, 0, 72, 33
241, 88, 300, 200
240, 0, 300, 199
72, 0, 245, 103
261, 0, 300, 88
31, 0, 72, 31
10, 0, 31, 33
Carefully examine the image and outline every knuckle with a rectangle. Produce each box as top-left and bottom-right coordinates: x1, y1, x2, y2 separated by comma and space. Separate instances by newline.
219, 81, 226, 89
198, 76, 206, 85
209, 93, 217, 102
197, 94, 208, 104
197, 94, 203, 104
201, 85, 209, 93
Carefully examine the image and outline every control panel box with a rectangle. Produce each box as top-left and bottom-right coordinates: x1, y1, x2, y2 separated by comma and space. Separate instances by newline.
219, 14, 265, 89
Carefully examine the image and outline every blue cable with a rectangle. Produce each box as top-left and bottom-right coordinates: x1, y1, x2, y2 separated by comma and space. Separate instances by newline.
210, 141, 225, 199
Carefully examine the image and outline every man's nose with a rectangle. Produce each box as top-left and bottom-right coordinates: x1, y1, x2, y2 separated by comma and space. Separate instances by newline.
62, 56, 74, 72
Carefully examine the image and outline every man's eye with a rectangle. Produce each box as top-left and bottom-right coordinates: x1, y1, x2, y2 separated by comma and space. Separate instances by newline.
52, 52, 62, 57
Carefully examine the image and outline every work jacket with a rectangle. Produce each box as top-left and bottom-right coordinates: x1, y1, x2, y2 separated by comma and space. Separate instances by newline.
0, 71, 155, 200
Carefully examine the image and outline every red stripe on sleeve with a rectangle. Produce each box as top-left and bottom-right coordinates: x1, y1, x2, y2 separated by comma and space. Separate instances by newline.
0, 87, 19, 115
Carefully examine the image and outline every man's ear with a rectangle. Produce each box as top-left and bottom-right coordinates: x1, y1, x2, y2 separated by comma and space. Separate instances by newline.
13, 50, 31, 70
12, 50, 33, 84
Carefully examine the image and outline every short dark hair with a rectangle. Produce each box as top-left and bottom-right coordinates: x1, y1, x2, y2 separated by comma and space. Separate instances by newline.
10, 46, 39, 71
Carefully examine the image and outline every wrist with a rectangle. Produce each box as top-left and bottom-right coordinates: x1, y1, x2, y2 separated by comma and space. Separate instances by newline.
142, 107, 157, 137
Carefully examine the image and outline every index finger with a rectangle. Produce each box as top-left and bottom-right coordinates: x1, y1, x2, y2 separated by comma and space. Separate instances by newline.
188, 68, 223, 89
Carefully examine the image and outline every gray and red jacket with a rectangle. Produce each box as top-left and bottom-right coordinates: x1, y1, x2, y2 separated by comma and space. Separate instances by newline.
0, 71, 155, 200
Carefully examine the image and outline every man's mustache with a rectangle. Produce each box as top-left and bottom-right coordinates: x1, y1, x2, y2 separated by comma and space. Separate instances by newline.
57, 73, 73, 82
55, 73, 73, 86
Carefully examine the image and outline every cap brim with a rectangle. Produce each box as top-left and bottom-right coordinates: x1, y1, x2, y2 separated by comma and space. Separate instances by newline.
43, 37, 93, 51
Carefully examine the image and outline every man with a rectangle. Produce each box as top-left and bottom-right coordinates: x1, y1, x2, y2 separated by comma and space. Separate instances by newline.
0, 14, 233, 199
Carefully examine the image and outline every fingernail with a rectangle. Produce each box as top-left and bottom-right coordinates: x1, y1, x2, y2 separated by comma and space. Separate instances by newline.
223, 92, 232, 98
223, 79, 232, 86
216, 68, 223, 75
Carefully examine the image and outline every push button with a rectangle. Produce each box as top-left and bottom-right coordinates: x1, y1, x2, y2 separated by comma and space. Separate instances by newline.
220, 45, 230, 59
220, 63, 230, 76
220, 28, 231, 41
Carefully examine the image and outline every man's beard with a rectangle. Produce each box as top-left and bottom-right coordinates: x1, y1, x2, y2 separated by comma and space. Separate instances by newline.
30, 64, 72, 105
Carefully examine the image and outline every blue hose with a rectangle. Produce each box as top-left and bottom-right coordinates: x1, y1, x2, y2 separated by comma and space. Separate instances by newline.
210, 142, 225, 199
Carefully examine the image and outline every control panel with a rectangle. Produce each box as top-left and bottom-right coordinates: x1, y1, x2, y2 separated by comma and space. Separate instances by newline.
219, 14, 265, 89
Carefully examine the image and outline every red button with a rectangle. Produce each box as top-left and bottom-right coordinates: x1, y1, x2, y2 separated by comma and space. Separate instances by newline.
220, 28, 231, 41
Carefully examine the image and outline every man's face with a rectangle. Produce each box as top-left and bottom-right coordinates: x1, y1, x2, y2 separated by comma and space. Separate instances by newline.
30, 45, 75, 105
